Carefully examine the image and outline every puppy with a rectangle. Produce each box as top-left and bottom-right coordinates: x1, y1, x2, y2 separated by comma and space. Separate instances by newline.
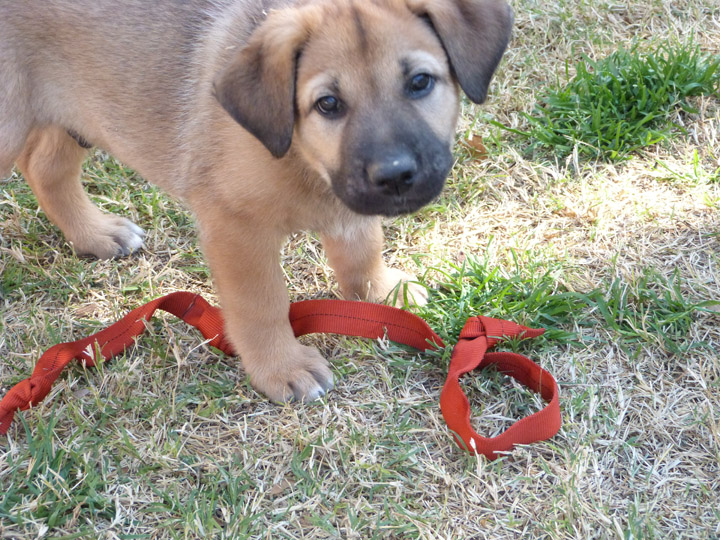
0, 0, 512, 401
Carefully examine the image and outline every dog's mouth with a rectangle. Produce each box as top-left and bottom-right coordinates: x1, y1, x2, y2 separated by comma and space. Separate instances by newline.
334, 173, 447, 216
331, 147, 453, 217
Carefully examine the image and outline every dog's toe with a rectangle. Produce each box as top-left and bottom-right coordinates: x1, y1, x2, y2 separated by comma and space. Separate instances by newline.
292, 369, 334, 402
111, 220, 146, 257
246, 344, 334, 404
286, 361, 334, 403
375, 268, 429, 308
71, 215, 146, 259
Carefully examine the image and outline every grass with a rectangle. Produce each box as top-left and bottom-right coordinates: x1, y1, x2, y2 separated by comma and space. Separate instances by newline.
587, 267, 719, 355
2, 0, 720, 538
511, 39, 720, 161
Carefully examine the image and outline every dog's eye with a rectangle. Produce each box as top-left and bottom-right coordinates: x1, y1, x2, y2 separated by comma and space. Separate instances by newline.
407, 73, 435, 98
315, 96, 343, 117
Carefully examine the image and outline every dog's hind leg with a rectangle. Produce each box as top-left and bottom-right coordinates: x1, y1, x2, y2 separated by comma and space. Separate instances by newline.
15, 125, 145, 258
0, 61, 27, 178
0, 141, 22, 180
0, 113, 26, 179
0, 111, 28, 181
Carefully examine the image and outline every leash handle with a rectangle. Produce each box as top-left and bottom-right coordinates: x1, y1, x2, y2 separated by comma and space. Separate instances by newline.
0, 292, 561, 458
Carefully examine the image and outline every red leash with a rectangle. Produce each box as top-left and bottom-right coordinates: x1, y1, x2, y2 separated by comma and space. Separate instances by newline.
0, 292, 560, 459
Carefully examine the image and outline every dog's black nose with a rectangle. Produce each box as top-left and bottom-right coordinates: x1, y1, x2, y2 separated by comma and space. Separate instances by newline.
367, 153, 418, 195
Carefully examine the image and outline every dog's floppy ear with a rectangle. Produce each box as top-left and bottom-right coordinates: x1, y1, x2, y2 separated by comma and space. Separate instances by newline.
213, 7, 322, 158
407, 0, 513, 104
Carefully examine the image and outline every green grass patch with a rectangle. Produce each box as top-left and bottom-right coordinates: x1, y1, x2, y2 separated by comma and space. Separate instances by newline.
417, 255, 715, 359
0, 415, 116, 533
419, 254, 593, 348
510, 40, 719, 161
587, 268, 718, 355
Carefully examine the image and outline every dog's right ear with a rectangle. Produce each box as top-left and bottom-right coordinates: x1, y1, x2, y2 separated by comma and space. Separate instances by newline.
213, 7, 322, 158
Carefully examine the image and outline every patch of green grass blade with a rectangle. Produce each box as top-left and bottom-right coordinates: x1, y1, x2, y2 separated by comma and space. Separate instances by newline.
588, 268, 717, 355
515, 40, 719, 161
0, 415, 115, 533
419, 254, 593, 347
418, 257, 714, 359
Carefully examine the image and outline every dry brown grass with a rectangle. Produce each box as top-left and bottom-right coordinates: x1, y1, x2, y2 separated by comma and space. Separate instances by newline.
1, 0, 719, 538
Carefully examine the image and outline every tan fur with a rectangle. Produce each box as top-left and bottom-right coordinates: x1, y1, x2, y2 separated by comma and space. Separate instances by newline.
0, 0, 512, 402
16, 126, 146, 258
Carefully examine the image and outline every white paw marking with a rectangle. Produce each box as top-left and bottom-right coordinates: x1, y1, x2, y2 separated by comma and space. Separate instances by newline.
126, 227, 145, 252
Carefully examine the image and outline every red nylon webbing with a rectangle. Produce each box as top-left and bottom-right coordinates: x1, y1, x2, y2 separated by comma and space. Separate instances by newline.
0, 292, 561, 458
441, 316, 561, 457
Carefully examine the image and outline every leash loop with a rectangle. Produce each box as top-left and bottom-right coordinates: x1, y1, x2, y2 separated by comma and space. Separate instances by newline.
441, 316, 561, 459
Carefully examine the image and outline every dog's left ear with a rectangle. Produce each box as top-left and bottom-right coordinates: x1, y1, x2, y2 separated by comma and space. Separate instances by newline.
213, 7, 323, 158
407, 0, 513, 104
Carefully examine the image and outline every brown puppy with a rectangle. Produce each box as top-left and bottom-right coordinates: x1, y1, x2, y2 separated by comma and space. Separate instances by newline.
0, 0, 512, 402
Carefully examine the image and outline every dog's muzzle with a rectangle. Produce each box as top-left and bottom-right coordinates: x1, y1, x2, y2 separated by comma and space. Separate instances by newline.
333, 142, 453, 217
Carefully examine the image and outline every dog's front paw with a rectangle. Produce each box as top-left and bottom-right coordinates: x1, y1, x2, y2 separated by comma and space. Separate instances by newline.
244, 343, 334, 403
373, 268, 428, 308
71, 214, 145, 259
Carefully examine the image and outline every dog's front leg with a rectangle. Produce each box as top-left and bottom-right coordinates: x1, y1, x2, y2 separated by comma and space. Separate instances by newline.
320, 216, 428, 307
197, 212, 333, 403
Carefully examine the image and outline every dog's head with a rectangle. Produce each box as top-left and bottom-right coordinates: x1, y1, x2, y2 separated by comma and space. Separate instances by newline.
214, 0, 513, 216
